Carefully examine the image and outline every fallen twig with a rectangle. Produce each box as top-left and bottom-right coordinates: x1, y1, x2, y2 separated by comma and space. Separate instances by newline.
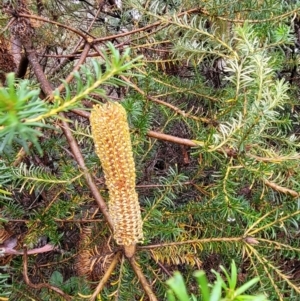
22, 246, 72, 301
264, 179, 299, 198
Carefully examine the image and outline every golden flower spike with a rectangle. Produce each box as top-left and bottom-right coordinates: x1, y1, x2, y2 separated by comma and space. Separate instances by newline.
90, 102, 143, 257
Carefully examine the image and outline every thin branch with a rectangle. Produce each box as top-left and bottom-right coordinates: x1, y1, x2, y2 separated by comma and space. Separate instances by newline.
89, 251, 122, 301
3, 244, 56, 255
18, 13, 91, 42
121, 75, 211, 123
49, 5, 102, 77
68, 109, 232, 154
93, 8, 201, 43
129, 257, 159, 301
264, 179, 299, 198
13, 143, 32, 166
22, 39, 53, 95
154, 260, 172, 277
0, 17, 15, 34
147, 130, 198, 147
48, 43, 87, 76
69, 109, 204, 146
22, 246, 72, 301
60, 115, 114, 229
70, 109, 91, 118
56, 43, 91, 93
70, 109, 300, 172
18, 8, 201, 46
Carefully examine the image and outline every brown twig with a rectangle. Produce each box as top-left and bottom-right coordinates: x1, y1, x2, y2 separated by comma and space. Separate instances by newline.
18, 8, 200, 46
129, 257, 158, 301
89, 251, 122, 301
56, 43, 91, 93
12, 143, 32, 166
120, 75, 211, 123
147, 130, 198, 147
22, 246, 72, 301
264, 179, 299, 198
93, 8, 201, 43
69, 109, 230, 157
49, 5, 102, 77
154, 259, 172, 277
70, 109, 300, 175
60, 115, 114, 229
0, 17, 15, 34
3, 244, 56, 255
18, 13, 91, 41
22, 39, 53, 95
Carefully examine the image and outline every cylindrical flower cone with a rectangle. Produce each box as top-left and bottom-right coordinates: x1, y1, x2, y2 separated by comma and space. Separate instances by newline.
90, 102, 143, 257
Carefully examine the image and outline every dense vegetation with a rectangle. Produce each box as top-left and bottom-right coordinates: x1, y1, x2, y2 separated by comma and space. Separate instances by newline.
1, 0, 300, 300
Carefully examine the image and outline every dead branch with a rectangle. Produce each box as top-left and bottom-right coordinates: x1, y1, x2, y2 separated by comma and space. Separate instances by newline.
93, 8, 202, 43
264, 179, 299, 198
49, 5, 102, 77
18, 13, 91, 41
22, 39, 53, 95
22, 246, 72, 301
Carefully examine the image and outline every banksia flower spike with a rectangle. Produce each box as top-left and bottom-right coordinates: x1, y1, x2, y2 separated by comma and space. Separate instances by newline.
90, 102, 143, 257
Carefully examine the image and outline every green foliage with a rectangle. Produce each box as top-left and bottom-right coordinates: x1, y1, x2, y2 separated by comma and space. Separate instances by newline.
0, 268, 11, 299
54, 43, 143, 105
122, 96, 155, 135
0, 43, 142, 155
0, 74, 47, 153
166, 261, 267, 301
1, 1, 300, 300
48, 271, 91, 296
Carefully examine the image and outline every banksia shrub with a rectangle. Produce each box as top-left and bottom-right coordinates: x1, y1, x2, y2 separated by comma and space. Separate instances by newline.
90, 102, 143, 253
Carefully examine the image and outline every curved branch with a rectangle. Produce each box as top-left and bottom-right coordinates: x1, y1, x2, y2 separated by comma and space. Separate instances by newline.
264, 179, 299, 198
22, 246, 72, 301
18, 13, 91, 42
